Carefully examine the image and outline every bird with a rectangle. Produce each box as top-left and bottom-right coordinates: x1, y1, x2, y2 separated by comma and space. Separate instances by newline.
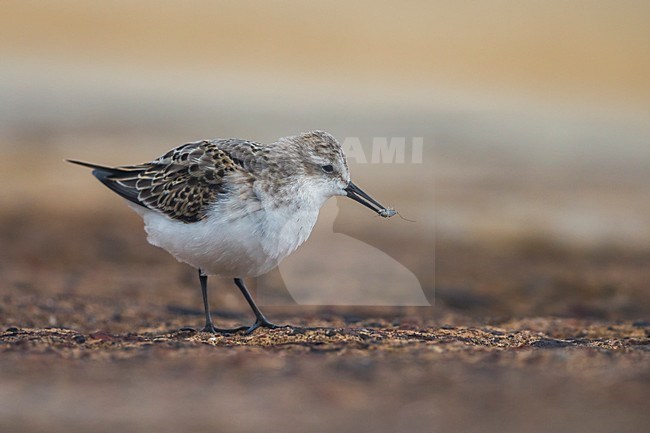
68, 130, 396, 333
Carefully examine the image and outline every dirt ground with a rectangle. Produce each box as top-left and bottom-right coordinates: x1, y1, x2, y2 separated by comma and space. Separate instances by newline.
1, 212, 649, 433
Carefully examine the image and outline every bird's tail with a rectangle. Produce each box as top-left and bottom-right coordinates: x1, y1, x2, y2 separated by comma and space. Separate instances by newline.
66, 159, 145, 207
67, 158, 116, 169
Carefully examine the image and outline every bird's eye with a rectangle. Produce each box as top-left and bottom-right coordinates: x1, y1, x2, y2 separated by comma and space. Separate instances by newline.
321, 164, 334, 173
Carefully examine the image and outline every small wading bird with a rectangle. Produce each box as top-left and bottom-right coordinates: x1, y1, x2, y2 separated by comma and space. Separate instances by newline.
68, 131, 396, 333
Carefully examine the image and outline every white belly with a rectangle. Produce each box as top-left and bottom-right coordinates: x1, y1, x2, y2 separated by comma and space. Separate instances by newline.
129, 201, 321, 277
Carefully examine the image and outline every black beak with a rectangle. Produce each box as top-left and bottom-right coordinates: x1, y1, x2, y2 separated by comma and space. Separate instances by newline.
344, 181, 387, 214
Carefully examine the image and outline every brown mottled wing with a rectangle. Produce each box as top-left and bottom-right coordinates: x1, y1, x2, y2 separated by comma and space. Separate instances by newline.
69, 139, 267, 222
136, 140, 249, 222
90, 141, 245, 223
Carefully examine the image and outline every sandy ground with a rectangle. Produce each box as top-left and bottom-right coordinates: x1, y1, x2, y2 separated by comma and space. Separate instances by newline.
1, 322, 648, 433
1, 212, 648, 433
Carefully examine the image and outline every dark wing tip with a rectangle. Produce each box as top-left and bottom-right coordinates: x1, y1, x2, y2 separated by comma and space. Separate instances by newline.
67, 159, 146, 208
66, 159, 109, 170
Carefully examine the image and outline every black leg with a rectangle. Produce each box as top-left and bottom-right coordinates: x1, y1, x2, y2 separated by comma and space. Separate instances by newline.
198, 269, 246, 334
233, 278, 283, 333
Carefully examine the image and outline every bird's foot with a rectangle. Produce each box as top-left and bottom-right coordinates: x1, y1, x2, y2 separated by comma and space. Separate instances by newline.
245, 316, 286, 334
200, 323, 248, 334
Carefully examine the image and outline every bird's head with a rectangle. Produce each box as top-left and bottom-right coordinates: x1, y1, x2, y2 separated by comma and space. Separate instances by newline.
278, 131, 394, 217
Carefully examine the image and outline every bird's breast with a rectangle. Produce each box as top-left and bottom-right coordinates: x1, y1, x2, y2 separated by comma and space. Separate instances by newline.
257, 204, 321, 263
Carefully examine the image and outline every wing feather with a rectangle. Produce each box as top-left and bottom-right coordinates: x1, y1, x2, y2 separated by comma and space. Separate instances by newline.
68, 139, 263, 223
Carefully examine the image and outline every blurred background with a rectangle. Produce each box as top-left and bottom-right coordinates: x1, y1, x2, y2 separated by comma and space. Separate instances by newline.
1, 0, 648, 315
1, 1, 649, 432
